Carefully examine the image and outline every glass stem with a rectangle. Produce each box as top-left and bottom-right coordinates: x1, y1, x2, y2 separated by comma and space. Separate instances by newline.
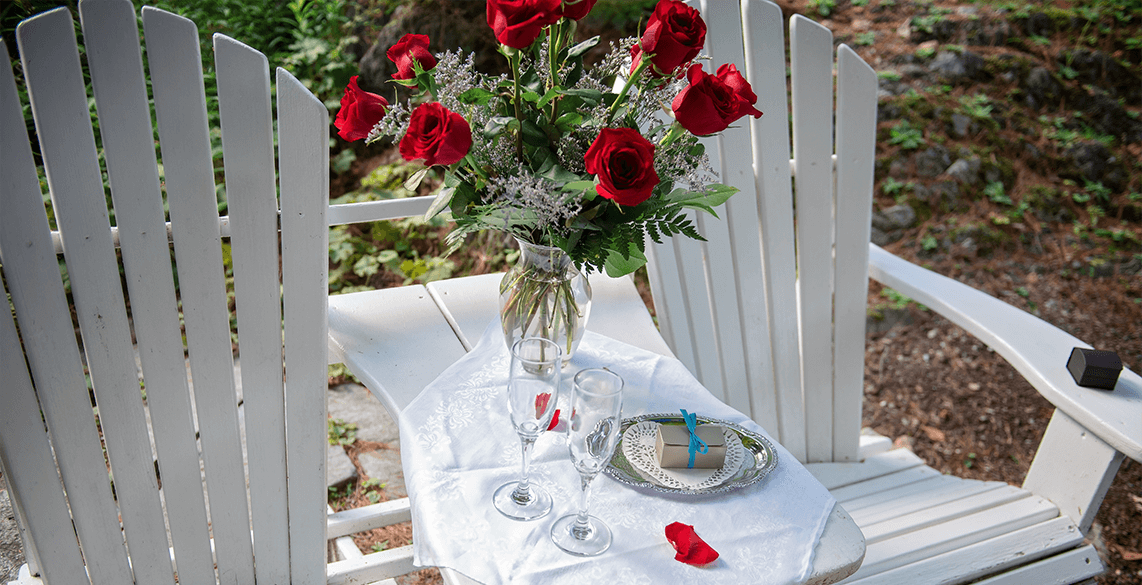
572, 471, 595, 540
512, 435, 537, 503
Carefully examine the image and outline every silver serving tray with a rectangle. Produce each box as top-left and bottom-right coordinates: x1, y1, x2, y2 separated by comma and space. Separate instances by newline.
605, 412, 779, 496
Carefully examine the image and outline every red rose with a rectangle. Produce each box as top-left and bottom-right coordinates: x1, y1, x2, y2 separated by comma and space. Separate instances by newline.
584, 127, 660, 207
640, 0, 706, 76
387, 34, 437, 85
671, 63, 763, 136
665, 522, 719, 565
486, 0, 563, 49
560, 0, 597, 20
399, 102, 473, 166
334, 76, 389, 142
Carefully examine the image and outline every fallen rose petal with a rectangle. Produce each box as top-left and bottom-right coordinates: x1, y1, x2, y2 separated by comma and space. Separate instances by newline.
665, 522, 719, 565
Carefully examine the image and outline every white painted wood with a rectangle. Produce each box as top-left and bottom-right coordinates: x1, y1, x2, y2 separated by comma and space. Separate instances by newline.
850, 495, 1060, 579
80, 4, 217, 583
967, 544, 1104, 585
326, 546, 418, 585
143, 8, 256, 584
327, 500, 412, 540
807, 448, 926, 490
829, 465, 942, 503
851, 516, 1086, 585
18, 8, 176, 584
847, 478, 1005, 527
741, 0, 806, 459
0, 282, 89, 585
699, 0, 772, 423
790, 14, 837, 463
831, 44, 878, 463
426, 273, 672, 357
215, 33, 292, 585
1023, 409, 1125, 533
857, 431, 892, 459
807, 505, 866, 585
861, 485, 1032, 544
328, 197, 435, 225
2, 28, 136, 585
279, 66, 332, 584
642, 231, 690, 361
328, 286, 469, 416
674, 209, 727, 401
868, 244, 1142, 462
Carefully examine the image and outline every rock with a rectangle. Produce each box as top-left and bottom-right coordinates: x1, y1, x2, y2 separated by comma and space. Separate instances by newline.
888, 158, 908, 178
963, 18, 1011, 46
943, 157, 982, 186
929, 50, 987, 84
328, 444, 358, 489
1022, 67, 1063, 110
950, 113, 972, 138
1073, 89, 1142, 144
870, 226, 893, 246
872, 204, 917, 231
1022, 12, 1056, 38
914, 145, 952, 177
1, 484, 25, 584
328, 383, 399, 444
1061, 49, 1141, 103
931, 181, 962, 211
359, 448, 408, 498
900, 64, 932, 81
1064, 142, 1128, 192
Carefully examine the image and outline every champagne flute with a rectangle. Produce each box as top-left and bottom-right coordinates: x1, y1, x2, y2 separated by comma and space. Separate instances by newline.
493, 337, 562, 520
551, 368, 623, 556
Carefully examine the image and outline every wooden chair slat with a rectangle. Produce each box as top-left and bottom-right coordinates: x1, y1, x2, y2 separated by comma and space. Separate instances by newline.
861, 485, 1032, 544
0, 279, 90, 585
828, 465, 941, 503
741, 0, 807, 459
215, 33, 292, 584
831, 44, 879, 463
807, 447, 926, 490
278, 67, 331, 583
81, 4, 219, 582
848, 478, 1005, 526
143, 8, 256, 584
852, 495, 1059, 578
966, 543, 1103, 585
851, 517, 1087, 585
19, 8, 177, 583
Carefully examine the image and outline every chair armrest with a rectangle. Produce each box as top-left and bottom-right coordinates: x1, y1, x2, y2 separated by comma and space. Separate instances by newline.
867, 244, 1142, 462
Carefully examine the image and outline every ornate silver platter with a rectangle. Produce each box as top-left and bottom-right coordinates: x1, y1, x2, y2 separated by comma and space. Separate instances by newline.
605, 412, 778, 495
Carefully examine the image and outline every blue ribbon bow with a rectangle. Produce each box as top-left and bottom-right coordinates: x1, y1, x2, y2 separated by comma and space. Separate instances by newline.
680, 409, 708, 468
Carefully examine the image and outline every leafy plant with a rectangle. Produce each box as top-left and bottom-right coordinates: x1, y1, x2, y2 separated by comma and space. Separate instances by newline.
856, 32, 877, 46
889, 121, 927, 150
808, 0, 838, 17
985, 181, 1012, 205
328, 418, 358, 447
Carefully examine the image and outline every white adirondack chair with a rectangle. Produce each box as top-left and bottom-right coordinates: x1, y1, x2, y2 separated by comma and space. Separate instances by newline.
0, 2, 420, 584
330, 2, 1141, 585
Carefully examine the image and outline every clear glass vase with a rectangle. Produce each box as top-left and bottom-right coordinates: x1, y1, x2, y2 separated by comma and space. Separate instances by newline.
499, 238, 591, 362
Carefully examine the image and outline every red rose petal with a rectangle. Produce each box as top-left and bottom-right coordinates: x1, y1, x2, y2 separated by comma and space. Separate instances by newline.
665, 522, 719, 565
547, 409, 560, 431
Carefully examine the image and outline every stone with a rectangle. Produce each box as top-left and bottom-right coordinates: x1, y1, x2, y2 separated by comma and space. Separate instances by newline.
1074, 90, 1142, 144
1022, 67, 1062, 110
930, 181, 962, 211
328, 382, 399, 444
943, 157, 982, 186
1023, 12, 1055, 38
328, 444, 358, 489
878, 204, 918, 230
1065, 142, 1128, 192
359, 448, 407, 498
929, 50, 986, 83
950, 113, 972, 138
870, 226, 893, 247
1, 483, 25, 584
887, 158, 908, 178
1062, 49, 1142, 103
914, 145, 952, 177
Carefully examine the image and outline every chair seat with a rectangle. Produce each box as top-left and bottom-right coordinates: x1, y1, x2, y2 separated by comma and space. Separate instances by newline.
808, 449, 1104, 584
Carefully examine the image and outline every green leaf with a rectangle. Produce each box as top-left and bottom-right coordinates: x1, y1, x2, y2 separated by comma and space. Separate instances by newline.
665, 184, 738, 212
604, 244, 647, 277
561, 181, 596, 193
567, 37, 600, 59
404, 168, 429, 191
423, 186, 455, 220
458, 87, 496, 105
521, 119, 548, 146
539, 163, 582, 183
536, 87, 562, 109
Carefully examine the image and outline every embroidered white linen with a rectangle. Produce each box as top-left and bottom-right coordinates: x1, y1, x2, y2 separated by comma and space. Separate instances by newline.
399, 321, 836, 584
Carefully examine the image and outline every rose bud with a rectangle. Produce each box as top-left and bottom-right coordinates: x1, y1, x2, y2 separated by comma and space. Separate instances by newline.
672, 63, 763, 136
334, 76, 389, 142
584, 127, 661, 207
387, 34, 437, 87
640, 0, 706, 77
399, 102, 473, 167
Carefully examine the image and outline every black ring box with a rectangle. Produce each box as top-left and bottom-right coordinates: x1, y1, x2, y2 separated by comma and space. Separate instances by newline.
1066, 347, 1122, 390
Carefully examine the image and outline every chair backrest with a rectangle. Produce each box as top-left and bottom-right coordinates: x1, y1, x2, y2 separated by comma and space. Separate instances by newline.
0, 2, 329, 583
644, 0, 878, 464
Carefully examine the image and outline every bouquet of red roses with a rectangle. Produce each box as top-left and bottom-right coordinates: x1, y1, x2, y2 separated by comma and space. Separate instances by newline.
335, 0, 762, 278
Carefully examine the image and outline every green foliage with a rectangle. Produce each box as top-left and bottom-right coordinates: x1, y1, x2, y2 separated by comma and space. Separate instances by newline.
328, 418, 358, 447
916, 46, 937, 60
889, 121, 927, 150
808, 0, 838, 17
856, 32, 877, 46
985, 181, 1012, 205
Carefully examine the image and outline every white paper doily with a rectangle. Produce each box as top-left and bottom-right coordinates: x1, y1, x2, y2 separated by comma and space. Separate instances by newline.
620, 421, 745, 490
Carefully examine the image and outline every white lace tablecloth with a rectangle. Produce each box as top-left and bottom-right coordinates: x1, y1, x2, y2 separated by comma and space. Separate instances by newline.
399, 321, 836, 584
